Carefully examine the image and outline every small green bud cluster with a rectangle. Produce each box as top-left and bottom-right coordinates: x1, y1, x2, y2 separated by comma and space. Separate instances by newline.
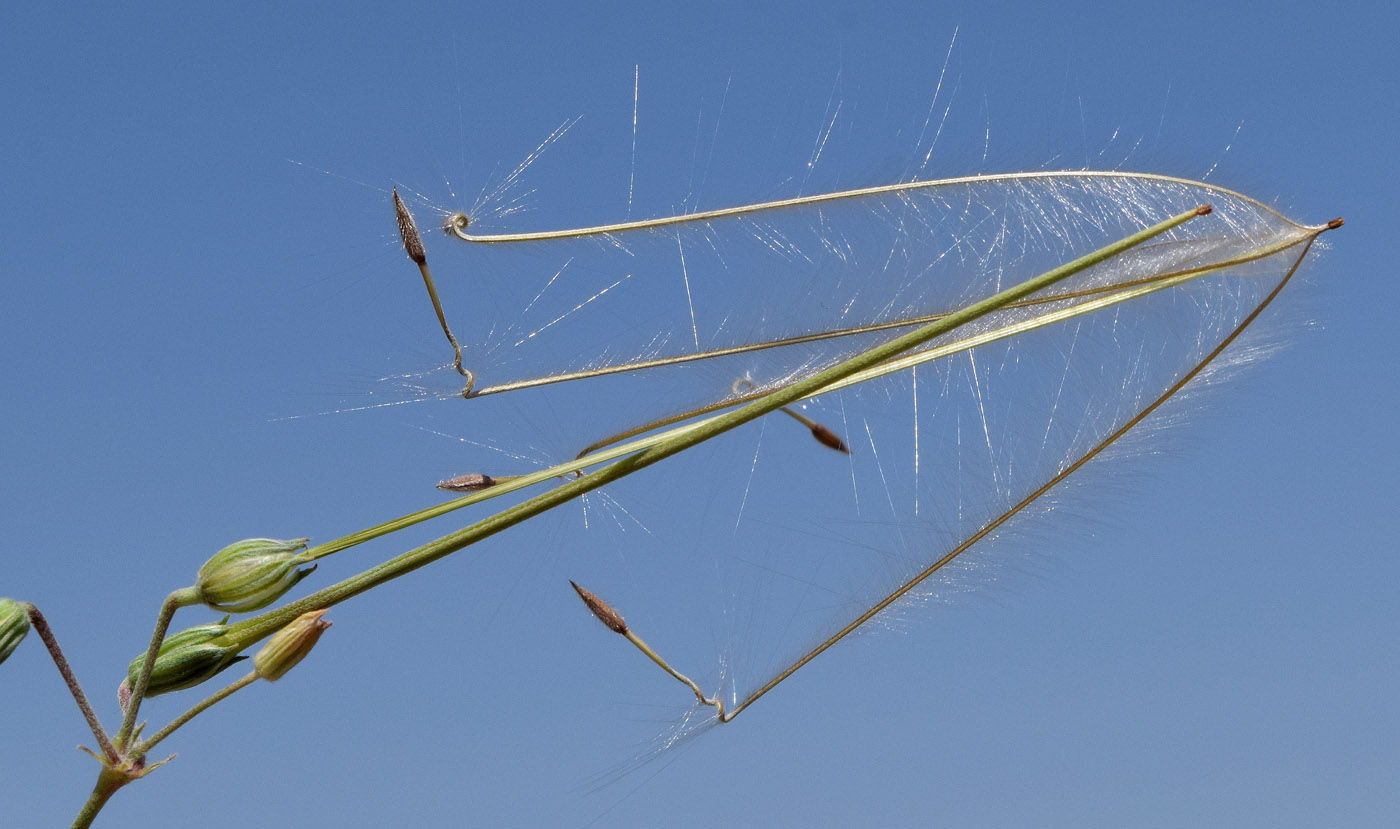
253, 609, 332, 681
125, 620, 245, 697
0, 598, 31, 666
195, 538, 315, 613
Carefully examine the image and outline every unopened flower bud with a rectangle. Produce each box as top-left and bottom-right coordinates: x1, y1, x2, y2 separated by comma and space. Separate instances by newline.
0, 598, 31, 666
253, 609, 332, 681
195, 538, 315, 613
125, 620, 245, 697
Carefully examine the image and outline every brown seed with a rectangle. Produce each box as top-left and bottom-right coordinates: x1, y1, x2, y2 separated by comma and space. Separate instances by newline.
436, 473, 497, 492
809, 424, 850, 454
393, 188, 427, 265
569, 581, 628, 635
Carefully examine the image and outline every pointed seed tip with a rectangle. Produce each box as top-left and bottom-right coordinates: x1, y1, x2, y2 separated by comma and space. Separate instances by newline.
394, 190, 427, 265
810, 424, 850, 454
569, 580, 628, 634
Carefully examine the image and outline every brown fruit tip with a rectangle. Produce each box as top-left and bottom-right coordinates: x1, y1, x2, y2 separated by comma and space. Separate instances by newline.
436, 473, 497, 492
1195, 205, 1213, 216
393, 188, 427, 265
569, 580, 628, 634
810, 424, 851, 454
1327, 217, 1345, 230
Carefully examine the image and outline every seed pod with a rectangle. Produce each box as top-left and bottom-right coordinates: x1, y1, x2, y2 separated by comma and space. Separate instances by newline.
195, 538, 315, 613
125, 620, 245, 697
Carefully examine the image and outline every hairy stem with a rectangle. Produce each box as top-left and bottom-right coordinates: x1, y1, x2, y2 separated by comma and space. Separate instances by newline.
72, 766, 127, 829
115, 588, 200, 746
26, 606, 116, 762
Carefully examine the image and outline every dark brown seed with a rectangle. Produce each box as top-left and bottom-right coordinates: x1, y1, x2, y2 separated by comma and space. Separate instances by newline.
810, 424, 850, 454
393, 188, 427, 265
569, 581, 628, 635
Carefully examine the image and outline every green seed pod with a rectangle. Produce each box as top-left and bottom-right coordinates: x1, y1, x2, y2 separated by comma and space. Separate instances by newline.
126, 620, 245, 697
253, 609, 332, 682
195, 538, 315, 613
0, 598, 31, 666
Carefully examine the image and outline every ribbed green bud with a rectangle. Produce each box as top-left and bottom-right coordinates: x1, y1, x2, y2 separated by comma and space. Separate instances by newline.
0, 598, 31, 666
125, 620, 245, 697
195, 537, 315, 613
253, 609, 331, 681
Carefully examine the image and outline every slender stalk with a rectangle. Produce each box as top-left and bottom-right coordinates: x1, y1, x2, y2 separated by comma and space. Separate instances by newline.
218, 206, 1208, 651
115, 588, 200, 746
570, 226, 1327, 456
138, 672, 259, 755
623, 629, 727, 715
721, 224, 1337, 721
459, 250, 1254, 400
26, 606, 116, 762
448, 170, 1303, 243
394, 189, 473, 394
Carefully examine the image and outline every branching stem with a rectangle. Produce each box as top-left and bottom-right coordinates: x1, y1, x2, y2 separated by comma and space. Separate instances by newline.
115, 588, 199, 746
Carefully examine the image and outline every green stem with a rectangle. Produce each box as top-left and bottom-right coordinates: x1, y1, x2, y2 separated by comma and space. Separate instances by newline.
71, 766, 127, 829
138, 672, 259, 755
115, 588, 200, 747
217, 206, 1208, 651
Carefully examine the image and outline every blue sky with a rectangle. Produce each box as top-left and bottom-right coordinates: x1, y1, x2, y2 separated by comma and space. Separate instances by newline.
2, 2, 1395, 827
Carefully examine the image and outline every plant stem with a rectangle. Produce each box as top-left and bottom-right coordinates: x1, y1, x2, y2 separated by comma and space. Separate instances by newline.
138, 672, 259, 755
218, 206, 1208, 650
72, 766, 127, 829
448, 171, 1290, 244
26, 606, 117, 762
115, 588, 199, 746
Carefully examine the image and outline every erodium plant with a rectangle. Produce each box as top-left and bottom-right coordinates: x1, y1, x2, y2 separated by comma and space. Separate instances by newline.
2, 162, 1340, 825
